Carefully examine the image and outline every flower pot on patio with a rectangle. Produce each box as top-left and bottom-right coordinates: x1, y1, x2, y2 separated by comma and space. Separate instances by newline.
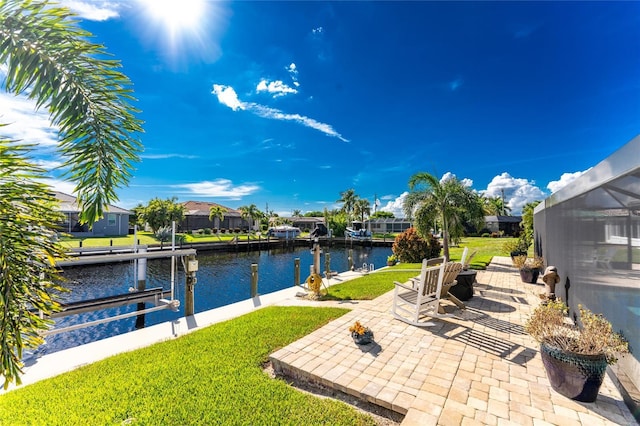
519, 268, 540, 284
540, 342, 608, 402
349, 321, 374, 345
525, 300, 629, 403
351, 330, 374, 345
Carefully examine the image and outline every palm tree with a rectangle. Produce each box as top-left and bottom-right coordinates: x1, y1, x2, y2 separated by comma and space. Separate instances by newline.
209, 205, 227, 230
337, 189, 359, 221
0, 1, 142, 387
354, 198, 371, 222
403, 172, 483, 260
238, 204, 263, 232
483, 196, 511, 216
292, 209, 302, 217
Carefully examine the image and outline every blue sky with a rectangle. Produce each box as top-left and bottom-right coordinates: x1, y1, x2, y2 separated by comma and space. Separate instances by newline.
3, 1, 639, 216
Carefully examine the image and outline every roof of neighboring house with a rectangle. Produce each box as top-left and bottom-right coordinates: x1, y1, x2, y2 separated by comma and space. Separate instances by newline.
54, 192, 131, 214
368, 218, 411, 223
277, 217, 324, 224
485, 215, 522, 223
182, 201, 241, 217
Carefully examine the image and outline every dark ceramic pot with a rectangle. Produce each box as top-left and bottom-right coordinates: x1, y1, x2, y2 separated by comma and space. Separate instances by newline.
352, 330, 373, 345
540, 342, 608, 402
519, 268, 540, 283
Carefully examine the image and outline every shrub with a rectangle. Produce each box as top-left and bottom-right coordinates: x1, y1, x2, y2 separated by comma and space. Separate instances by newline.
220, 229, 226, 234
154, 226, 172, 242
512, 255, 544, 270
234, 228, 241, 233
524, 299, 629, 364
392, 228, 441, 263
481, 233, 491, 238
203, 228, 212, 235
212, 228, 218, 234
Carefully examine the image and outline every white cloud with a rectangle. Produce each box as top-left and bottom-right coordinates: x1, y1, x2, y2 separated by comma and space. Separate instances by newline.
174, 179, 260, 199
212, 85, 245, 111
141, 153, 199, 160
286, 63, 300, 87
440, 172, 473, 187
483, 172, 546, 216
39, 178, 77, 195
0, 93, 59, 146
34, 159, 64, 170
251, 104, 349, 142
379, 192, 408, 218
312, 27, 324, 35
256, 79, 298, 97
60, 0, 121, 21
212, 83, 348, 142
547, 169, 590, 193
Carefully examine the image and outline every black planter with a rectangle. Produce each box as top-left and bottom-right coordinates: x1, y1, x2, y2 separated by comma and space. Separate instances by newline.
540, 342, 608, 402
519, 268, 540, 283
352, 331, 373, 345
510, 250, 527, 260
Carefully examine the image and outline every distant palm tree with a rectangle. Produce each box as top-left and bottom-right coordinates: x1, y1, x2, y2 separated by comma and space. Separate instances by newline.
483, 196, 511, 216
292, 209, 302, 217
404, 172, 483, 260
354, 198, 371, 222
238, 204, 263, 231
209, 205, 227, 233
337, 188, 359, 221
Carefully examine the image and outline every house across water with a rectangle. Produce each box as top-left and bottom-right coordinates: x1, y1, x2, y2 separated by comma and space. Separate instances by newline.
54, 192, 131, 237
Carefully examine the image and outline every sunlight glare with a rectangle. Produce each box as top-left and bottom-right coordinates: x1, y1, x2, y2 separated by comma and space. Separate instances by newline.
135, 0, 228, 65
141, 0, 206, 35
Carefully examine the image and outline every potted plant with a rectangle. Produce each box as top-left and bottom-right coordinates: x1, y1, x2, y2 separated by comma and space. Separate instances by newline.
524, 299, 629, 402
504, 235, 530, 259
386, 254, 397, 266
349, 321, 374, 345
513, 255, 544, 283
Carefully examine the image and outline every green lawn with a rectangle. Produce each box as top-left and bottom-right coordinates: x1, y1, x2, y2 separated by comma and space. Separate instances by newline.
321, 236, 516, 301
0, 307, 377, 425
447, 236, 518, 269
322, 269, 421, 301
59, 231, 266, 248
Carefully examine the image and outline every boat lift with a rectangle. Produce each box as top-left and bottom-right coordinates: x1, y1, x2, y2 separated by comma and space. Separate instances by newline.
42, 223, 197, 336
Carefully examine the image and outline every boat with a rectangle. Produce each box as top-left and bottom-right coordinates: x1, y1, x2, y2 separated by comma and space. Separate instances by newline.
345, 221, 372, 241
267, 225, 301, 239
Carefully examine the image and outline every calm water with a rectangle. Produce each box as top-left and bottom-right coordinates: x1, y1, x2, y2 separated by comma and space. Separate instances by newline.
36, 245, 391, 356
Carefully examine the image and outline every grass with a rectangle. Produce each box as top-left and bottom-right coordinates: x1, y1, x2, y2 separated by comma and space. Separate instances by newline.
59, 231, 267, 248
0, 306, 378, 425
321, 236, 517, 301
322, 269, 421, 301
447, 236, 518, 269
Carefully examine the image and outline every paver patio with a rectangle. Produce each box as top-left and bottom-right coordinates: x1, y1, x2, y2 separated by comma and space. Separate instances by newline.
270, 256, 638, 425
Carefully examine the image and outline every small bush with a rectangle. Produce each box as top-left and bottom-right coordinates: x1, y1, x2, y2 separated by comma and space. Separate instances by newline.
234, 228, 241, 233
203, 228, 212, 235
220, 229, 226, 234
212, 228, 218, 233
481, 233, 491, 238
392, 228, 441, 263
154, 226, 172, 242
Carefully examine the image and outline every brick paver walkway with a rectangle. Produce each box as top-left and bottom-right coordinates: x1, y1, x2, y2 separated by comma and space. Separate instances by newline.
270, 256, 637, 425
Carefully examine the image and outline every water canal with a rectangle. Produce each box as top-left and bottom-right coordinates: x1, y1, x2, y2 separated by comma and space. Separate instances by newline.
38, 245, 392, 356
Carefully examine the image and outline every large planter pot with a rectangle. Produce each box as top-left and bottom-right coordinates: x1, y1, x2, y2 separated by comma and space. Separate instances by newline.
519, 268, 540, 283
540, 342, 608, 402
